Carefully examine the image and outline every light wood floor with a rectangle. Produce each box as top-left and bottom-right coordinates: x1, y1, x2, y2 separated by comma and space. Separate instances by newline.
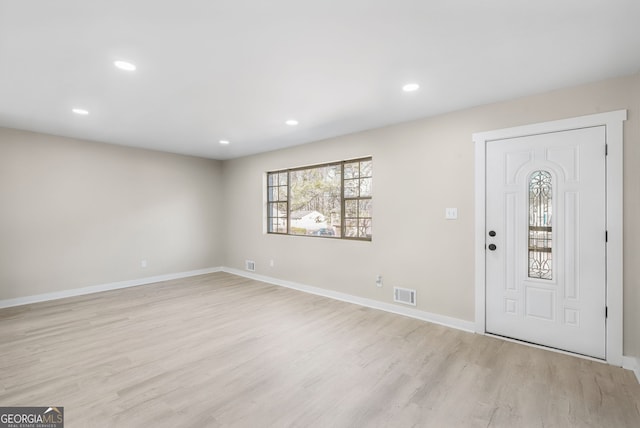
1, 272, 639, 427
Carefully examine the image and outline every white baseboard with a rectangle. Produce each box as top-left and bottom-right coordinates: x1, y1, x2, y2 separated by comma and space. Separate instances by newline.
0, 266, 223, 309
622, 356, 640, 384
222, 267, 476, 333
1, 266, 474, 336
3, 265, 638, 385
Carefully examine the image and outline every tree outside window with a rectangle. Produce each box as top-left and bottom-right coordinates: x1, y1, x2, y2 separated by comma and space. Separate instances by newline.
267, 157, 372, 240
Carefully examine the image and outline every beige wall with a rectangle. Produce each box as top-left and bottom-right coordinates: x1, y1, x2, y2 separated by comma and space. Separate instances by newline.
1, 73, 638, 358
222, 73, 640, 357
0, 128, 224, 299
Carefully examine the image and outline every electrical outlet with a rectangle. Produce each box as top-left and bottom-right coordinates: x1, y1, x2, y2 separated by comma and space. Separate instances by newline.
245, 260, 256, 272
140, 260, 147, 268
445, 207, 458, 219
269, 259, 274, 267
376, 275, 383, 287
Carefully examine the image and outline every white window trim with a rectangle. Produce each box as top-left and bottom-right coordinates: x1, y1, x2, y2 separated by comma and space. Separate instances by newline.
472, 110, 626, 366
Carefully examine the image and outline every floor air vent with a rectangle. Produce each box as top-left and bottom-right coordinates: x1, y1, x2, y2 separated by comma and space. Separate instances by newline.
394, 287, 416, 306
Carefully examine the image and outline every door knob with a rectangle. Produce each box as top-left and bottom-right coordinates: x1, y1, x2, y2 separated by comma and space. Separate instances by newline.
488, 244, 497, 251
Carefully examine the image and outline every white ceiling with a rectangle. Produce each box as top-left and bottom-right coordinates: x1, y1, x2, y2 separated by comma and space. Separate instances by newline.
1, 1, 639, 160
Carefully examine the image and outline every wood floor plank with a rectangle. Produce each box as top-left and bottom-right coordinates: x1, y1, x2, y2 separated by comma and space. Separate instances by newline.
1, 272, 639, 427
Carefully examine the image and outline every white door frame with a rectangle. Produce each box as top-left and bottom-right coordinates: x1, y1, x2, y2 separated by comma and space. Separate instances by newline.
473, 110, 626, 366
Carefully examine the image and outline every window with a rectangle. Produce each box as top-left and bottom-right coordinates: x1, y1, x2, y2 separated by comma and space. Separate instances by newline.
267, 157, 372, 240
528, 170, 552, 280
267, 171, 288, 234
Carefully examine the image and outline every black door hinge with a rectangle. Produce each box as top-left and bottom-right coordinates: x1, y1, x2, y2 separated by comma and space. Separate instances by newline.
605, 144, 608, 156
606, 306, 608, 318
606, 231, 608, 242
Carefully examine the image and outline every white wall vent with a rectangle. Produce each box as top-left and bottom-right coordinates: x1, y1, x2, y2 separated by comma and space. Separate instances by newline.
394, 287, 416, 306
245, 260, 256, 272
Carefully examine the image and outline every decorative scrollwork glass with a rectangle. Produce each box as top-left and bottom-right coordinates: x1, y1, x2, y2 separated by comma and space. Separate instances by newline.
528, 170, 553, 280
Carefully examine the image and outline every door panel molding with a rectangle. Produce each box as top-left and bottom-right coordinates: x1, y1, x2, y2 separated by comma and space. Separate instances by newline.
473, 110, 626, 365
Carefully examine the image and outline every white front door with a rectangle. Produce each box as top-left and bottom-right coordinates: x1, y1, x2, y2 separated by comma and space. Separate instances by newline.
485, 126, 607, 359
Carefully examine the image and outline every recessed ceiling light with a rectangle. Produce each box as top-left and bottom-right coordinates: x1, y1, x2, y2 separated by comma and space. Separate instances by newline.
219, 140, 230, 145
285, 119, 298, 126
114, 60, 136, 71
402, 83, 420, 92
72, 108, 89, 115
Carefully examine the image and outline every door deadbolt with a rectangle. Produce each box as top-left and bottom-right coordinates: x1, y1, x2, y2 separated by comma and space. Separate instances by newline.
488, 230, 496, 237
488, 244, 497, 251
